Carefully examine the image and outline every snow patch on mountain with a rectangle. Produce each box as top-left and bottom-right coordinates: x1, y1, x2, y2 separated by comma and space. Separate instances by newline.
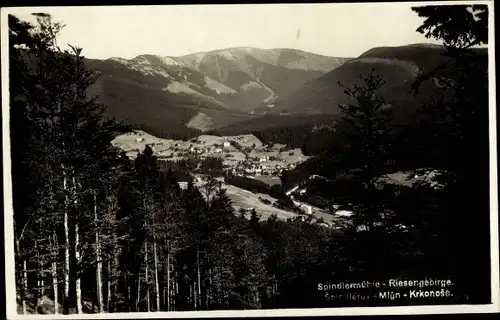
283, 57, 311, 70
163, 81, 199, 95
241, 47, 280, 66
161, 56, 186, 67
109, 57, 129, 64
218, 50, 236, 61
179, 52, 207, 69
187, 112, 214, 131
115, 56, 173, 79
163, 81, 226, 107
204, 76, 236, 94
240, 81, 262, 91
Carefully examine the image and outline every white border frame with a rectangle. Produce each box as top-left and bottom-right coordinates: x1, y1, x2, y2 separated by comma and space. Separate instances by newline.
1, 1, 498, 318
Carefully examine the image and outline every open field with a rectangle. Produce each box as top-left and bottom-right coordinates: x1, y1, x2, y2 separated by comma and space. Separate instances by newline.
223, 183, 298, 221
197, 133, 264, 148
252, 175, 282, 186
113, 130, 271, 158
377, 169, 442, 188
193, 175, 337, 225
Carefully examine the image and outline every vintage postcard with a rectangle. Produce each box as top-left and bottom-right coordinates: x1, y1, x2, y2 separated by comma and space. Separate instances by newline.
1, 1, 498, 318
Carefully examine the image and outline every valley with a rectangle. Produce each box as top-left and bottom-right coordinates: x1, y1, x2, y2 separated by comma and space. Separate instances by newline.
111, 130, 432, 231
101, 42, 481, 232
112, 130, 344, 227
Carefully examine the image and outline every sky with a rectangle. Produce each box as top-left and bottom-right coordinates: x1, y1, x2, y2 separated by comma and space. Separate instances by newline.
6, 3, 446, 60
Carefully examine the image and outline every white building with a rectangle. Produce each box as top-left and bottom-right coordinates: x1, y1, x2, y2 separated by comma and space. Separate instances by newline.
305, 205, 313, 215
136, 137, 144, 142
223, 141, 231, 148
335, 210, 354, 217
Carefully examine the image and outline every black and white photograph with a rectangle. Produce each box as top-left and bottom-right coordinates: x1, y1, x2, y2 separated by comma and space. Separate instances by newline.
2, 1, 498, 318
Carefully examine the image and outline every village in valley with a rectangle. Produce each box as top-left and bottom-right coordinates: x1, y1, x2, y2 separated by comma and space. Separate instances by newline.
112, 130, 440, 231
111, 130, 344, 227
113, 130, 305, 177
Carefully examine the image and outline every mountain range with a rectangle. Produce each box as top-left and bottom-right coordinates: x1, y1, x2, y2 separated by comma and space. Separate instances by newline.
86, 47, 350, 138
85, 44, 485, 142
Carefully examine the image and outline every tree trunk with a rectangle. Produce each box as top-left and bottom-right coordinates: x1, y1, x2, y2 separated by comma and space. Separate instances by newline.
144, 241, 150, 312
52, 261, 58, 314
75, 221, 83, 314
63, 172, 70, 314
14, 220, 22, 312
94, 193, 104, 313
193, 280, 197, 310
39, 247, 45, 298
113, 252, 119, 313
166, 252, 170, 311
197, 246, 201, 310
207, 267, 212, 309
153, 234, 160, 311
35, 241, 40, 314
163, 246, 169, 311
22, 259, 27, 314
52, 232, 59, 314
174, 271, 179, 311
127, 278, 131, 312
107, 260, 111, 312
136, 277, 141, 312
190, 283, 193, 309
172, 267, 176, 311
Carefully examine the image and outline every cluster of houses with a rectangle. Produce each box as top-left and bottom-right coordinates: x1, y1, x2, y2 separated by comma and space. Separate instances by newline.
173, 140, 300, 178
185, 140, 232, 155
120, 132, 304, 180
231, 158, 298, 177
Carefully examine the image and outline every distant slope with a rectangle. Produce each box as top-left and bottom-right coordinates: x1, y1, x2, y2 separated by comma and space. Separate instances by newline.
86, 55, 257, 138
85, 48, 350, 139
253, 44, 453, 117
215, 44, 487, 154
177, 47, 351, 112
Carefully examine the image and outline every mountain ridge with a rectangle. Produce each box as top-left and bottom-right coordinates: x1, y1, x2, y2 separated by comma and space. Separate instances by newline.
86, 47, 351, 138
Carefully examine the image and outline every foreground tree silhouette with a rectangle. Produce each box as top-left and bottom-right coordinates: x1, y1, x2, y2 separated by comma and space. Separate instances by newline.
9, 13, 129, 314
333, 70, 399, 282
410, 4, 490, 302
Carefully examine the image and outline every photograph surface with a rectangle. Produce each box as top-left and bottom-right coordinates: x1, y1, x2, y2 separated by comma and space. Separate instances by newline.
2, 1, 498, 317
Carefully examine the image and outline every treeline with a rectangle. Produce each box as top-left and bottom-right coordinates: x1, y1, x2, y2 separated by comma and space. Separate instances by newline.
159, 156, 224, 178
251, 124, 345, 156
132, 123, 201, 142
225, 175, 272, 195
